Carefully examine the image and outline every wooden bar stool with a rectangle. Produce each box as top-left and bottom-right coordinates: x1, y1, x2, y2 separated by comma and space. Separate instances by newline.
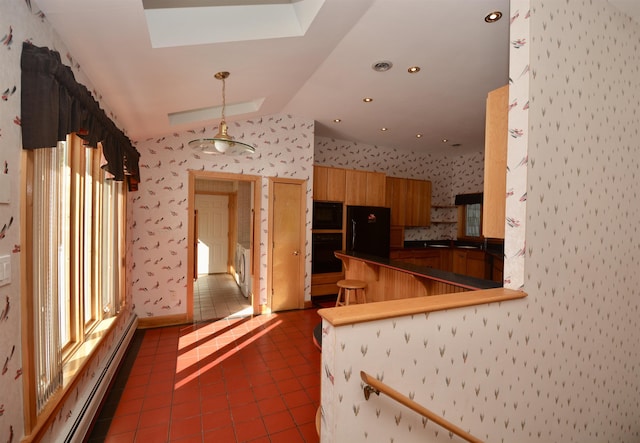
335, 279, 367, 306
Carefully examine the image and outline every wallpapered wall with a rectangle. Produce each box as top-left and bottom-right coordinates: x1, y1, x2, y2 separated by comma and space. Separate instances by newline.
314, 137, 485, 240
321, 0, 640, 441
0, 2, 138, 441
130, 115, 315, 314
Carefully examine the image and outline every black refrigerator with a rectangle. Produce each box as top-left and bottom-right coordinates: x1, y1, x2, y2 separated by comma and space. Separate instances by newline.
346, 205, 391, 258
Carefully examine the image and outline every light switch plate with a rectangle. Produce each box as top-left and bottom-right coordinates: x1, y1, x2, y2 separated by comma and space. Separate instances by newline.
0, 255, 10, 286
0, 175, 9, 204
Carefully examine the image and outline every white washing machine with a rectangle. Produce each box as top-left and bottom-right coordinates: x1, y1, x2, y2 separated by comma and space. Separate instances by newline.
238, 243, 251, 298
234, 243, 243, 287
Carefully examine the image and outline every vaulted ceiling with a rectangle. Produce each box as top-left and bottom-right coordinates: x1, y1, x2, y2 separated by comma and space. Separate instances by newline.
33, 0, 638, 156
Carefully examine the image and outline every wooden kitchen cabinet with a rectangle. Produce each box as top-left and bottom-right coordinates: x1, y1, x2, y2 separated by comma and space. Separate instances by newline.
385, 177, 407, 225
384, 177, 432, 227
452, 249, 488, 279
391, 247, 494, 280
313, 165, 346, 201
365, 171, 386, 206
483, 84, 509, 239
389, 248, 441, 269
345, 169, 386, 206
405, 179, 431, 226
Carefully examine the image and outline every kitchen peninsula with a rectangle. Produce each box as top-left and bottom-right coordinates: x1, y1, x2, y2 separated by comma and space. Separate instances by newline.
334, 250, 501, 303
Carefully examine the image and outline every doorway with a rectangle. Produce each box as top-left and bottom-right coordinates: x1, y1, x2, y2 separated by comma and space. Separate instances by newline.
188, 171, 261, 323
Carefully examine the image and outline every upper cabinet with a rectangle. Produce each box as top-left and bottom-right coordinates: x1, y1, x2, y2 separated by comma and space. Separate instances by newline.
385, 177, 407, 225
405, 179, 431, 226
385, 177, 432, 227
482, 85, 509, 239
345, 169, 386, 206
313, 165, 346, 201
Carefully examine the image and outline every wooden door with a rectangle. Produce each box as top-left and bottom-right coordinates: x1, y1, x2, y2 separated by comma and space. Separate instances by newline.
195, 194, 229, 274
270, 179, 305, 312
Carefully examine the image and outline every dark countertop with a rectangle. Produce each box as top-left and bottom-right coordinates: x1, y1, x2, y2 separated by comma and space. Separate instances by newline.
400, 239, 504, 259
335, 250, 502, 291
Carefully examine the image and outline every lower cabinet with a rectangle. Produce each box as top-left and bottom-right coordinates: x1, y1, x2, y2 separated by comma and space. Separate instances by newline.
391, 248, 497, 281
390, 249, 442, 269
311, 271, 344, 297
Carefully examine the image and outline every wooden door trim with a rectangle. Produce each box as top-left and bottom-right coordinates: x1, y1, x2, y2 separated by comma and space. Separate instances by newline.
267, 177, 307, 312
187, 170, 261, 322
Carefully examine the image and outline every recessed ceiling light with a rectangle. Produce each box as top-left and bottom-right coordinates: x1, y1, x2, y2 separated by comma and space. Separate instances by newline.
416, 134, 423, 138
408, 66, 420, 73
333, 119, 341, 123
441, 138, 448, 143
372, 61, 393, 72
363, 97, 373, 103
380, 127, 388, 132
484, 11, 502, 23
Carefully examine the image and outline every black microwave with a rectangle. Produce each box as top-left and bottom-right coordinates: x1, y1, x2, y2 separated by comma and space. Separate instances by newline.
312, 201, 343, 230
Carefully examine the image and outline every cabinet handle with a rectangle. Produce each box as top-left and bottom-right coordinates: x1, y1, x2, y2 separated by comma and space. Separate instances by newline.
292, 250, 300, 256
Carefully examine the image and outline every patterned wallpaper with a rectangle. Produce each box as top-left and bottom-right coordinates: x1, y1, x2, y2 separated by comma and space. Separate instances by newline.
130, 115, 315, 313
315, 137, 485, 240
0, 2, 138, 441
321, 0, 640, 442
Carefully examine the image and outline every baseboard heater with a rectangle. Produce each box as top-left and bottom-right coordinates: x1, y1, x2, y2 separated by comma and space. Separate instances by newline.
64, 314, 138, 443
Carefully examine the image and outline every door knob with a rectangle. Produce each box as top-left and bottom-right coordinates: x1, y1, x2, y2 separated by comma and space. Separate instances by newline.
292, 250, 300, 256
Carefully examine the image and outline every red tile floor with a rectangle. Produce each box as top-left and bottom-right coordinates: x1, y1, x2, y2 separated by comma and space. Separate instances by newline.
88, 308, 322, 442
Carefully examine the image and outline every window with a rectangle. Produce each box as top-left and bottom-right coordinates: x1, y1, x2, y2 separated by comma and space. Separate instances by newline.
464, 203, 482, 237
455, 193, 483, 240
23, 133, 126, 418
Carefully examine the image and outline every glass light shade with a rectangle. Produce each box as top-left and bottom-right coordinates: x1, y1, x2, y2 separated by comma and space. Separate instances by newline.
188, 120, 255, 155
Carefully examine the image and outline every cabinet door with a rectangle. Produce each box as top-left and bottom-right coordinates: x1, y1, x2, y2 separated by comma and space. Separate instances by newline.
313, 166, 346, 202
385, 177, 407, 226
365, 171, 386, 206
313, 165, 329, 200
465, 250, 487, 279
326, 167, 346, 201
452, 250, 467, 275
345, 169, 368, 205
482, 85, 509, 238
405, 179, 431, 226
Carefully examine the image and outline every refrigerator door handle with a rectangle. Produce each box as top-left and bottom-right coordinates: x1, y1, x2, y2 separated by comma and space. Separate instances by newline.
351, 219, 357, 250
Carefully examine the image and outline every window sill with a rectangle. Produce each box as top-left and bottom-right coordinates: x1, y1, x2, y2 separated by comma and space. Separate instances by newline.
24, 315, 121, 443
62, 317, 117, 385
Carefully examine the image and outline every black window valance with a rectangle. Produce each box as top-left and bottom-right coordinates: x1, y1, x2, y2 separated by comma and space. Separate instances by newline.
454, 193, 483, 206
20, 42, 140, 188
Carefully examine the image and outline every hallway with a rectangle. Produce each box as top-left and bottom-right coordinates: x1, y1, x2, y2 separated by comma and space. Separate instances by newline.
194, 273, 252, 323
88, 308, 322, 442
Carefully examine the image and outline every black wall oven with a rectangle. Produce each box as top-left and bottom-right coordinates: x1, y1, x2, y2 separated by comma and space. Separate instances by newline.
312, 201, 343, 230
312, 233, 343, 274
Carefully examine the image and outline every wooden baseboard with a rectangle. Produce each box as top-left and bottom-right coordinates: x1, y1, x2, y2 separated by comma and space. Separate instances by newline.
137, 313, 189, 329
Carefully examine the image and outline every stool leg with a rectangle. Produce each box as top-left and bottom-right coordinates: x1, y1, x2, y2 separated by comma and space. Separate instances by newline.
336, 287, 343, 307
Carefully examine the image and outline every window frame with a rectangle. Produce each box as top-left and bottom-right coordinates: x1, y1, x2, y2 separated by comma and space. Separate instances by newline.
457, 204, 485, 241
21, 133, 127, 435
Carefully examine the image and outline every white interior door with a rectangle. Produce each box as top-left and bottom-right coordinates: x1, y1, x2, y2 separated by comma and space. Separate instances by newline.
195, 194, 229, 274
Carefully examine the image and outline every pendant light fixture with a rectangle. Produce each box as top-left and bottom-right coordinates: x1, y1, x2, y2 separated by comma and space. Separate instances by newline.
189, 71, 255, 155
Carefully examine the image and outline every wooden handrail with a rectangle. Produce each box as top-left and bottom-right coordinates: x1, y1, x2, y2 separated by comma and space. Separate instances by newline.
360, 371, 483, 443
